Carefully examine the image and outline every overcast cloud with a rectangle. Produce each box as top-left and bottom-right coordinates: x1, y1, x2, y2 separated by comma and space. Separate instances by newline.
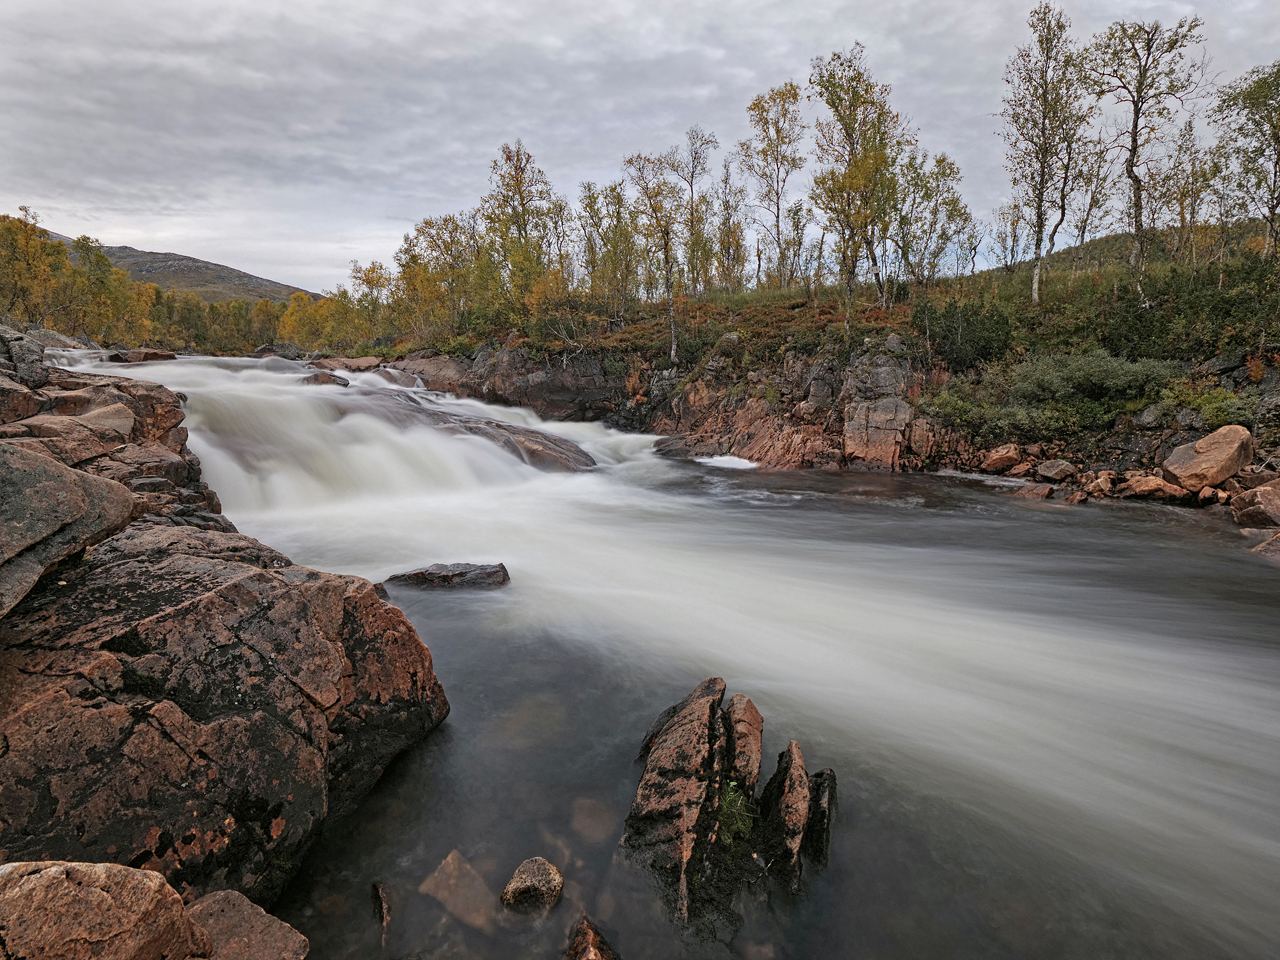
1, 0, 1276, 291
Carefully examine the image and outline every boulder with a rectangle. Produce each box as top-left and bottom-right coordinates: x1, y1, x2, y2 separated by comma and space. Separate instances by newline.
0, 860, 211, 960
0, 325, 49, 389
980, 443, 1021, 473
1035, 459, 1077, 481
22, 326, 85, 350
417, 849, 497, 933
1007, 461, 1036, 478
373, 368, 417, 387
802, 769, 837, 867
252, 343, 303, 361
106, 349, 177, 363
621, 678, 726, 920
1231, 481, 1280, 526
188, 889, 309, 960
1161, 425, 1253, 492
565, 915, 622, 960
758, 741, 810, 890
1115, 476, 1194, 500
1063, 491, 1089, 505
1011, 483, 1054, 500
724, 693, 764, 795
0, 524, 449, 904
1083, 476, 1113, 496
0, 373, 39, 424
386, 562, 510, 588
0, 443, 134, 617
300, 371, 349, 387
500, 856, 564, 911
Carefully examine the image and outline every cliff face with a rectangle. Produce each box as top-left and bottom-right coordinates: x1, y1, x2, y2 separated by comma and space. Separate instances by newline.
0, 331, 450, 906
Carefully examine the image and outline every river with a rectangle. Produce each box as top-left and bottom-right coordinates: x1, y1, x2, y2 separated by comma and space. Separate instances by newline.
62, 354, 1280, 959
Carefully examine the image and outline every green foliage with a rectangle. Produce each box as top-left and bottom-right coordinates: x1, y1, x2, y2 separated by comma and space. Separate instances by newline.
911, 299, 1012, 371
1004, 351, 1179, 402
718, 780, 753, 848
1160, 379, 1259, 428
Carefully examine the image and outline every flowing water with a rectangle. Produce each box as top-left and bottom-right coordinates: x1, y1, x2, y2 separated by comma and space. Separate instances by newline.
60, 355, 1280, 959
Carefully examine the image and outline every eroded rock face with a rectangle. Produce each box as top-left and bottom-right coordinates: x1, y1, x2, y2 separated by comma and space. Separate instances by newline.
0, 443, 135, 617
0, 860, 211, 960
843, 397, 914, 470
0, 525, 449, 905
725, 693, 763, 795
1161, 425, 1253, 492
188, 889, 309, 960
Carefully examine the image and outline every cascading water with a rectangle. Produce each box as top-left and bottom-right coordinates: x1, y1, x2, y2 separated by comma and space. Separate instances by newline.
59, 354, 1280, 959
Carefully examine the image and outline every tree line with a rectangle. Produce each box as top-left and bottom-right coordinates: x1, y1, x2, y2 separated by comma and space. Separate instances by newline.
3, 5, 1278, 359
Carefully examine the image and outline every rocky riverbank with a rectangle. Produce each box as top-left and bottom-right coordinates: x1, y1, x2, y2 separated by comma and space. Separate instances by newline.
0, 325, 452, 955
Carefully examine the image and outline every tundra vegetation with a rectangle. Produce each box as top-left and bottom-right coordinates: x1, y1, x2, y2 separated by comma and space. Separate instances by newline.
4, 6, 1279, 448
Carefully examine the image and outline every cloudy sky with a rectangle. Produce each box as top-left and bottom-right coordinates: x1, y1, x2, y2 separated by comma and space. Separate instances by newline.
2, 0, 1276, 291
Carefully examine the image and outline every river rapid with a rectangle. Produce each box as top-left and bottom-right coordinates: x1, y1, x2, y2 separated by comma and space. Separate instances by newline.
62, 354, 1280, 959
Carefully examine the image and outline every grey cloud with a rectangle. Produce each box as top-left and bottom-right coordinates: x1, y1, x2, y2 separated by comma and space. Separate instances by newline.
1, 0, 1275, 290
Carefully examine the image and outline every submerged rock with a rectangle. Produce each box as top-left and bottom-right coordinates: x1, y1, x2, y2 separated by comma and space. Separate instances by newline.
1012, 482, 1055, 500
387, 562, 511, 588
500, 856, 564, 911
0, 860, 211, 960
801, 769, 838, 867
417, 849, 497, 933
1162, 425, 1253, 492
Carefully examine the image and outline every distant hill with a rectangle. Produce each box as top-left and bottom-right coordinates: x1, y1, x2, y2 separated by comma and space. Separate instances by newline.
46, 231, 320, 304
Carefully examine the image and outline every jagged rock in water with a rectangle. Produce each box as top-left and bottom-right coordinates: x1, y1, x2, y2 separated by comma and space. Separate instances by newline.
0, 443, 134, 617
725, 693, 764, 795
106, 349, 177, 363
188, 889, 310, 960
310, 356, 382, 373
0, 860, 212, 960
1231, 481, 1280, 526
0, 524, 449, 904
253, 342, 303, 360
387, 562, 510, 588
301, 371, 349, 387
621, 677, 726, 921
500, 856, 564, 911
1161, 425, 1254, 492
802, 769, 838, 867
1115, 476, 1193, 500
564, 915, 623, 960
759, 741, 810, 891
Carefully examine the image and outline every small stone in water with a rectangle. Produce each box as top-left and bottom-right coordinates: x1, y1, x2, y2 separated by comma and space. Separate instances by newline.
500, 856, 563, 911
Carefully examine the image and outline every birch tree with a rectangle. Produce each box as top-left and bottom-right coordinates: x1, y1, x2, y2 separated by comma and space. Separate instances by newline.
1001, 3, 1092, 304
1087, 16, 1208, 278
625, 153, 683, 362
737, 82, 807, 288
668, 125, 720, 295
1213, 60, 1280, 258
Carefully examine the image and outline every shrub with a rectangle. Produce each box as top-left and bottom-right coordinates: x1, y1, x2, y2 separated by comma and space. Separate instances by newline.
911, 299, 1011, 371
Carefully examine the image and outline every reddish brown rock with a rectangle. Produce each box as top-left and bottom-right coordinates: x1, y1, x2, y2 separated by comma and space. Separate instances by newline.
1231, 481, 1280, 526
1036, 459, 1077, 481
1115, 476, 1193, 500
0, 860, 211, 960
725, 693, 764, 795
842, 397, 913, 470
0, 525, 449, 904
1161, 425, 1254, 492
300, 371, 349, 387
1012, 483, 1054, 500
0, 373, 39, 423
1084, 475, 1113, 496
417, 849, 496, 933
500, 856, 564, 911
565, 915, 622, 960
1006, 461, 1036, 477
1062, 491, 1089, 505
980, 443, 1021, 472
107, 349, 177, 363
622, 678, 726, 920
188, 889, 309, 960
392, 355, 472, 391
759, 741, 810, 890
0, 443, 134, 617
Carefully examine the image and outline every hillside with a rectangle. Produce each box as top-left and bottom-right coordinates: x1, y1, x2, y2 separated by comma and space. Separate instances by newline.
46, 231, 319, 303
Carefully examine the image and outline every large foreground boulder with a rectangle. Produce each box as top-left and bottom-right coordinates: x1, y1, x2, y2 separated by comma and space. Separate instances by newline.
0, 860, 211, 960
1161, 424, 1253, 492
0, 525, 449, 904
0, 443, 134, 617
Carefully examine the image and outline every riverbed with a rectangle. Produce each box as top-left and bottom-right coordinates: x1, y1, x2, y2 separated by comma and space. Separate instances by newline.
62, 355, 1280, 959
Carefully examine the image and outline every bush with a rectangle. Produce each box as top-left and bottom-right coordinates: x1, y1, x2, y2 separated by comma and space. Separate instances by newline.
911, 299, 1011, 371
1005, 351, 1180, 403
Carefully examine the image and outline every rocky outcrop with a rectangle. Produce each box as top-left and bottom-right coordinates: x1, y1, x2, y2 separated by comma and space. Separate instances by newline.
0, 860, 212, 960
107, 349, 177, 363
621, 679, 836, 927
188, 889, 310, 960
252, 343, 303, 361
1161, 425, 1254, 492
386, 562, 510, 588
0, 444, 134, 617
0, 524, 449, 904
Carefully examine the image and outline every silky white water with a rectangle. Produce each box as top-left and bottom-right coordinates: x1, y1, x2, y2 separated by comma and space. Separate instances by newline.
63, 354, 1280, 956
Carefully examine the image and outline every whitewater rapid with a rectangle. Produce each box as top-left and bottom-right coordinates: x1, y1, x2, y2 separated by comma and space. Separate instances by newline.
60, 353, 1280, 957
